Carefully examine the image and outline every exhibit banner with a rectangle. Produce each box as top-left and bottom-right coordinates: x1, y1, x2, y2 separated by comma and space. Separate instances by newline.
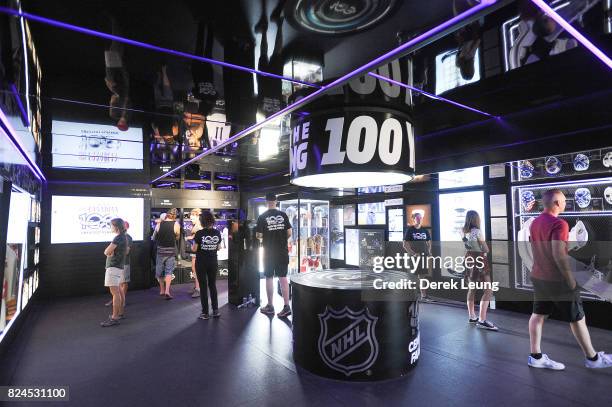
51, 196, 144, 243
52, 120, 143, 170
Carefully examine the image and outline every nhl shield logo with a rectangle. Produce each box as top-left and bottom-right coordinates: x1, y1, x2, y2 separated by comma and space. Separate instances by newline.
318, 306, 379, 376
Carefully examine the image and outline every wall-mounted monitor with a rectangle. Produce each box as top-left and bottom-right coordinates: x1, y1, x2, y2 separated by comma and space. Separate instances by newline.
358, 202, 385, 225
438, 166, 483, 189
52, 120, 143, 170
51, 196, 144, 243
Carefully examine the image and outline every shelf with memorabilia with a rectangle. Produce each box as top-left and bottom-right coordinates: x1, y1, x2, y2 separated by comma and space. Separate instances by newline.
512, 177, 612, 300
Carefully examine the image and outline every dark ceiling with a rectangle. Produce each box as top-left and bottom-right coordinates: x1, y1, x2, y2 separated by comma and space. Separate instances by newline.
12, 0, 612, 187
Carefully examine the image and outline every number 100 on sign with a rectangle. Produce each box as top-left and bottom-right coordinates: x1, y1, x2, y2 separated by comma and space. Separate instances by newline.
290, 114, 415, 174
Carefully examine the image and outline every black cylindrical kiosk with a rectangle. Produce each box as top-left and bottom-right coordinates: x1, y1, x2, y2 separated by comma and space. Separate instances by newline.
291, 270, 419, 381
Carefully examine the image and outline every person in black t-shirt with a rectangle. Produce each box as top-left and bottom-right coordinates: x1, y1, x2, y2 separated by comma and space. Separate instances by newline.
403, 211, 432, 301
256, 193, 292, 318
191, 211, 222, 320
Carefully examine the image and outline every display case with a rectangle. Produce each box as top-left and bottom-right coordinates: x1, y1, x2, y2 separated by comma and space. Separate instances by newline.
511, 147, 612, 182
438, 190, 486, 278
512, 177, 612, 299
344, 226, 385, 269
279, 199, 329, 274
329, 205, 344, 260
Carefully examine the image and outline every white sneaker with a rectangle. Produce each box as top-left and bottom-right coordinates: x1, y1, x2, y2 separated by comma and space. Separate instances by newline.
528, 354, 565, 370
585, 352, 612, 369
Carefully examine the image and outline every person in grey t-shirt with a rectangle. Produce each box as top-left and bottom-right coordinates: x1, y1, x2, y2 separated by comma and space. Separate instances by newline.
105, 220, 133, 308
101, 218, 128, 327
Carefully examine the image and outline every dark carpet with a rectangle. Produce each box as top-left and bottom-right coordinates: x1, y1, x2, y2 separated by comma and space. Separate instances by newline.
1, 281, 611, 407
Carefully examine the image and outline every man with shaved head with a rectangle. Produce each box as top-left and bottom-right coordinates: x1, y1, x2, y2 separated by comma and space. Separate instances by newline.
528, 189, 611, 370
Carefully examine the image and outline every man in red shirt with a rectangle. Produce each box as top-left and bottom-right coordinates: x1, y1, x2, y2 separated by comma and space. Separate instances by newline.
528, 189, 611, 370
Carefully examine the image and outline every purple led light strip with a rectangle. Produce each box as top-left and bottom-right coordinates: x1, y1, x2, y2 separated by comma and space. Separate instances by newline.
151, 1, 500, 183
0, 106, 46, 181
9, 83, 30, 127
368, 72, 497, 118
0, 6, 320, 89
530, 0, 612, 69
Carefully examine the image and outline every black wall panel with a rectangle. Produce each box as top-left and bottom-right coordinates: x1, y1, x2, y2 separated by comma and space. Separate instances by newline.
40, 182, 152, 298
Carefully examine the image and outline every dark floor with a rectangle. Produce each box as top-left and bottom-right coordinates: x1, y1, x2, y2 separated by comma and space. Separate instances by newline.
2, 281, 612, 407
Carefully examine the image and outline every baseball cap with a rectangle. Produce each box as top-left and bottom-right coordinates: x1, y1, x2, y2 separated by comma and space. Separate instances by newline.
265, 192, 277, 202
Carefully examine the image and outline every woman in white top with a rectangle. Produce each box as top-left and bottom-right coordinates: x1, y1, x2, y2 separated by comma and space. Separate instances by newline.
462, 210, 498, 331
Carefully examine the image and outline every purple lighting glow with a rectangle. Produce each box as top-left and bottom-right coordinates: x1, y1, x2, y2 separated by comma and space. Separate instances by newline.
0, 6, 320, 89
0, 105, 45, 181
9, 84, 30, 127
530, 0, 612, 69
151, 0, 499, 183
368, 72, 497, 118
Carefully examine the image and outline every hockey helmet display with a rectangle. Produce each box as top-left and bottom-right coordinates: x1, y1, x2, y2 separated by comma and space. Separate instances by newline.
574, 188, 592, 209
603, 152, 612, 168
544, 156, 562, 175
521, 190, 536, 211
604, 186, 612, 205
568, 220, 589, 251
519, 160, 534, 178
573, 153, 590, 171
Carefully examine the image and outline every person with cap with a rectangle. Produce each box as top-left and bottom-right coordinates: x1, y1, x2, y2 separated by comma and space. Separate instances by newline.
256, 192, 292, 318
153, 208, 180, 299
528, 189, 612, 370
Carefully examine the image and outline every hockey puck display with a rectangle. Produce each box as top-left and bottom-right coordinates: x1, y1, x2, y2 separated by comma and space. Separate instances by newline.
286, 0, 397, 34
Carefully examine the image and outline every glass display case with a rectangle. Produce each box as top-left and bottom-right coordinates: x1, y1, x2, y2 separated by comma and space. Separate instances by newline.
511, 147, 612, 182
344, 227, 386, 269
280, 199, 329, 274
512, 177, 612, 298
438, 190, 486, 278
329, 205, 344, 260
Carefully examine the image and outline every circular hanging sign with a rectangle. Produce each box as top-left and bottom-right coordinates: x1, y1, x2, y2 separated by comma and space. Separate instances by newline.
289, 108, 415, 188
287, 0, 397, 35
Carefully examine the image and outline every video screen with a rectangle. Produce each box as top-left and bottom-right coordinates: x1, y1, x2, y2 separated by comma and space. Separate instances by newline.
52, 120, 143, 170
51, 196, 144, 243
358, 202, 386, 225
438, 166, 484, 189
